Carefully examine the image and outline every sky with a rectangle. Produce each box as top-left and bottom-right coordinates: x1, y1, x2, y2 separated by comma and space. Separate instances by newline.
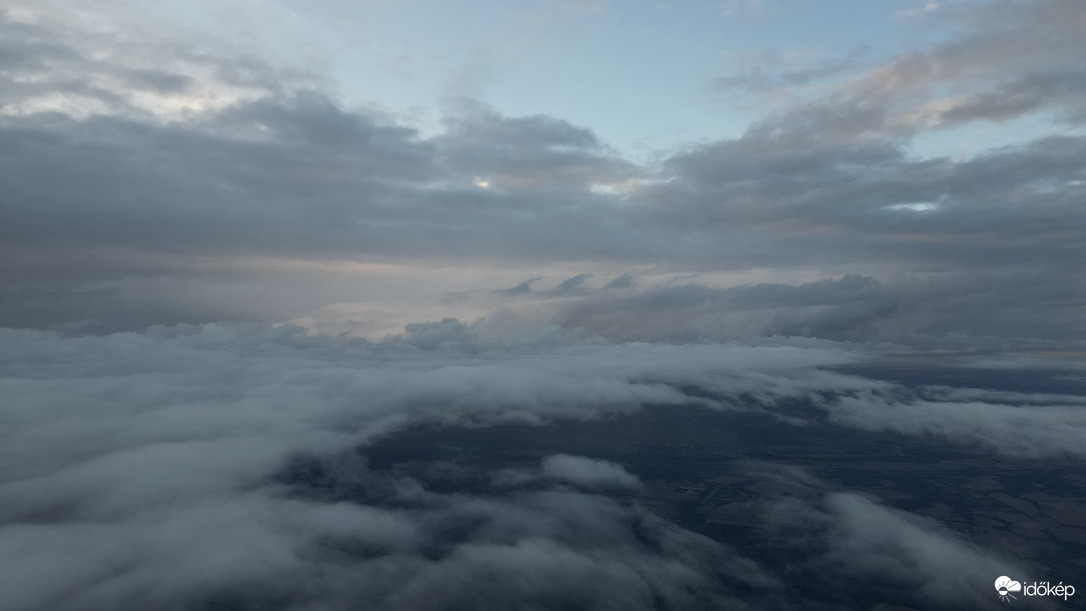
2, 3, 1086, 609
1, 0, 1083, 344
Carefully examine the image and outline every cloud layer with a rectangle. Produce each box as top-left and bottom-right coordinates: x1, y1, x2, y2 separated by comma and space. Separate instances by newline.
3, 325, 1079, 609
0, 2, 1083, 345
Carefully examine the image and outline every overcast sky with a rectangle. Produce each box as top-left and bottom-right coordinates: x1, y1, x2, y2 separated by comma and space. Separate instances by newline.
1, 0, 1083, 344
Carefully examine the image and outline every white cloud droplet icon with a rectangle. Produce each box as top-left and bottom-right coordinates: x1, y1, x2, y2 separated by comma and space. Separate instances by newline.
995, 576, 1022, 601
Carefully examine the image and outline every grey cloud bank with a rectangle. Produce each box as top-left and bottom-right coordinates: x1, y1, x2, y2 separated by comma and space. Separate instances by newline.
0, 2, 1083, 346
2, 324, 1066, 610
0, 324, 829, 610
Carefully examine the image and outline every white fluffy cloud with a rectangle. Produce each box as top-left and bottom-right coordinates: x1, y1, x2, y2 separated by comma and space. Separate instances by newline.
826, 391, 1086, 459
541, 454, 641, 490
